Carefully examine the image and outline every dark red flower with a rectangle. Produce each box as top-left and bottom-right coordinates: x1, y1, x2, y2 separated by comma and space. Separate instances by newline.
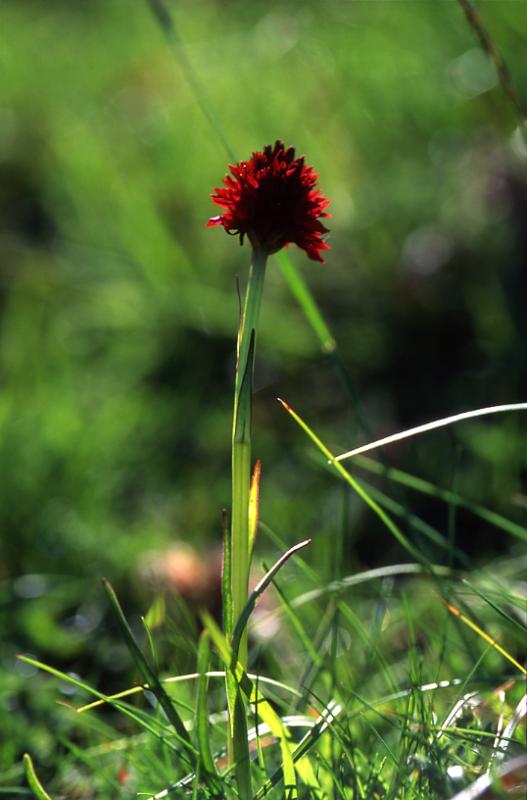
207, 140, 330, 263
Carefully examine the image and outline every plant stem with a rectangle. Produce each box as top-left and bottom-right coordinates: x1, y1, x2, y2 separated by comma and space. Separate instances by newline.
230, 247, 267, 666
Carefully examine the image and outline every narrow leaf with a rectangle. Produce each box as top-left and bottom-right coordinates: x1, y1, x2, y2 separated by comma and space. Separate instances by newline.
23, 754, 53, 800
101, 578, 196, 755
277, 399, 427, 566
231, 539, 311, 667
234, 330, 255, 444
443, 597, 527, 676
277, 251, 336, 353
335, 403, 527, 462
17, 655, 179, 748
221, 509, 233, 640
196, 633, 222, 793
233, 688, 252, 800
248, 460, 261, 557
355, 455, 527, 543
144, 594, 166, 631
203, 613, 298, 798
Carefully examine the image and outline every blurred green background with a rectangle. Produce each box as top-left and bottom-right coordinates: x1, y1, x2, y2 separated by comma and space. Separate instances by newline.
0, 0, 526, 781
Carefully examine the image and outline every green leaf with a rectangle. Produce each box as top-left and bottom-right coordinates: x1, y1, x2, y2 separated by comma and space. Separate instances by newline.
277, 399, 430, 567
232, 688, 252, 800
23, 754, 53, 800
277, 251, 336, 353
17, 655, 180, 749
144, 593, 166, 631
203, 612, 298, 799
101, 578, 196, 760
196, 632, 223, 795
231, 539, 311, 668
234, 330, 255, 445
248, 459, 261, 558
355, 454, 527, 543
221, 509, 233, 640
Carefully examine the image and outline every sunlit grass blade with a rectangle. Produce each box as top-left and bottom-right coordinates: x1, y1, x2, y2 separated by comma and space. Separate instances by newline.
144, 593, 166, 632
248, 459, 261, 557
355, 455, 527, 543
18, 655, 186, 754
335, 403, 527, 462
442, 597, 527, 676
277, 398, 427, 565
260, 521, 320, 584
221, 508, 233, 641
290, 562, 451, 609
253, 700, 342, 800
231, 539, 311, 666
101, 578, 196, 755
77, 670, 302, 715
494, 695, 527, 762
461, 577, 527, 634
23, 754, 53, 800
305, 448, 473, 565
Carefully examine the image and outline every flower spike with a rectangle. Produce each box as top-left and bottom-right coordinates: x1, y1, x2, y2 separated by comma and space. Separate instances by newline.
207, 140, 330, 262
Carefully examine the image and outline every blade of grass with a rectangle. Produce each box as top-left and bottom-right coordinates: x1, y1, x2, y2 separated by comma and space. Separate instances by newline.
276, 250, 336, 353
335, 403, 527, 462
101, 579, 195, 754
248, 460, 261, 557
448, 753, 527, 800
221, 509, 232, 640
354, 455, 527, 544
442, 598, 527, 676
278, 398, 428, 566
347, 473, 473, 566
77, 670, 302, 714
457, 0, 525, 119
232, 687, 252, 800
461, 577, 527, 634
231, 539, 311, 666
145, 0, 236, 161
253, 700, 342, 800
196, 632, 222, 793
18, 655, 185, 753
271, 579, 324, 675
22, 755, 52, 800
291, 563, 451, 609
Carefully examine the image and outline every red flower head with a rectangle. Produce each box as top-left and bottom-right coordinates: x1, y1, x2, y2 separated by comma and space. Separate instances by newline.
207, 140, 330, 263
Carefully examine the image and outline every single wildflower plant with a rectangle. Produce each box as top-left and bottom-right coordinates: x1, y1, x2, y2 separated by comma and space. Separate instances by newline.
207, 140, 329, 794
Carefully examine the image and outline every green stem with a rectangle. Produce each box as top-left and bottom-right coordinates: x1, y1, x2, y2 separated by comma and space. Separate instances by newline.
227, 247, 267, 788
233, 247, 268, 424
230, 247, 267, 664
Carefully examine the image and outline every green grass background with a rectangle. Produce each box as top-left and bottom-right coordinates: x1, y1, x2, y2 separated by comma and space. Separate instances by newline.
0, 0, 526, 794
